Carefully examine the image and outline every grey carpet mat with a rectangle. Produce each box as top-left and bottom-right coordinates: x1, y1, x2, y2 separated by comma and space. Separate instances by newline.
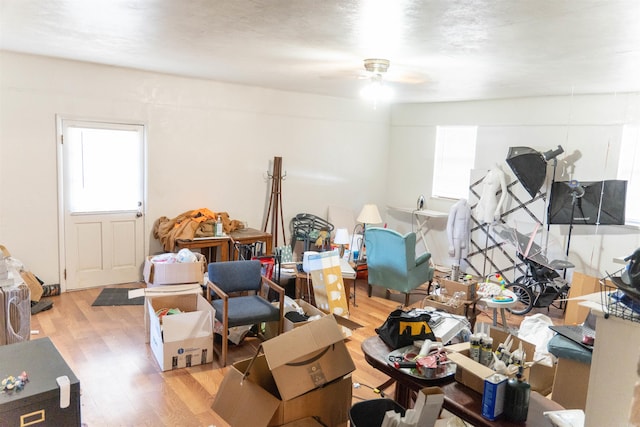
92, 288, 144, 306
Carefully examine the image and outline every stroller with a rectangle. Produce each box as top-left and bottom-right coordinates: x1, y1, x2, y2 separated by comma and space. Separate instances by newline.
494, 223, 575, 315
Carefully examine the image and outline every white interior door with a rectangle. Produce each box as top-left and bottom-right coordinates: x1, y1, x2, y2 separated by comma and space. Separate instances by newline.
59, 119, 145, 290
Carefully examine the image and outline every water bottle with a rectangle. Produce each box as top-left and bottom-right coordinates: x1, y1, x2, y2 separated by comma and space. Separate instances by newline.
215, 215, 223, 237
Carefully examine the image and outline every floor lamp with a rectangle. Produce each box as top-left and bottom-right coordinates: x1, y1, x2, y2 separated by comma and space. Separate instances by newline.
355, 204, 382, 262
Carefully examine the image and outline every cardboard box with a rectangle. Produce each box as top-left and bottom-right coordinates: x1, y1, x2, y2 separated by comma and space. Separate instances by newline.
332, 314, 363, 339
565, 272, 600, 325
446, 326, 555, 395
422, 294, 466, 316
447, 351, 496, 394
148, 293, 215, 371
143, 253, 206, 286
284, 299, 326, 332
438, 277, 477, 300
413, 387, 445, 426
129, 283, 203, 344
550, 357, 589, 410
529, 361, 556, 397
262, 314, 355, 400
212, 315, 355, 426
280, 299, 362, 339
280, 418, 326, 427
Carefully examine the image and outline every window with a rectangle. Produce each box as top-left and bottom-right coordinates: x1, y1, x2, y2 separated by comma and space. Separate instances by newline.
66, 124, 144, 213
432, 126, 478, 199
617, 124, 640, 225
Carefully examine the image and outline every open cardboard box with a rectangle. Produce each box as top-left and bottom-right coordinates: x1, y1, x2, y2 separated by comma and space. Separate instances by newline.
438, 277, 477, 300
422, 294, 466, 316
148, 293, 215, 371
129, 283, 203, 344
143, 253, 206, 286
266, 298, 362, 340
283, 299, 326, 332
213, 315, 355, 426
446, 326, 555, 395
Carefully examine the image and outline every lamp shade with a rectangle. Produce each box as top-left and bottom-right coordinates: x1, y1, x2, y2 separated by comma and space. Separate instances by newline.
357, 204, 382, 224
334, 228, 350, 245
505, 146, 547, 199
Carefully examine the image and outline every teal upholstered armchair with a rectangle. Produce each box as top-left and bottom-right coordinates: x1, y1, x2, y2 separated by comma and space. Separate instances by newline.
364, 227, 434, 306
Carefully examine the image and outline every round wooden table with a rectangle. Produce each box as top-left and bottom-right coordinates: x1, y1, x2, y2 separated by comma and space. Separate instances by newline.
361, 336, 564, 427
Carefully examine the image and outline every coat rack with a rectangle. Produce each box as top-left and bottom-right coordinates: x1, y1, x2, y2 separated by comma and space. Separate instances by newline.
263, 156, 287, 249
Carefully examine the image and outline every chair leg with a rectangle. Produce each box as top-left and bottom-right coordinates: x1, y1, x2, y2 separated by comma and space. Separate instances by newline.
404, 292, 410, 307
221, 327, 228, 367
426, 280, 433, 295
375, 378, 396, 397
368, 284, 373, 297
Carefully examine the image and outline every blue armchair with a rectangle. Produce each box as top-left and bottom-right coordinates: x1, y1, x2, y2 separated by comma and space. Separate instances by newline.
206, 260, 284, 366
364, 227, 434, 306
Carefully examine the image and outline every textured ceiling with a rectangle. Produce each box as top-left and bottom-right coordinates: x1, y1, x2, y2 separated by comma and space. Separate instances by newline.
2, 0, 640, 103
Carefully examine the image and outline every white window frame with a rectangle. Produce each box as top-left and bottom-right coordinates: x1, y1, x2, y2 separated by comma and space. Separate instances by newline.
617, 124, 640, 225
432, 126, 478, 199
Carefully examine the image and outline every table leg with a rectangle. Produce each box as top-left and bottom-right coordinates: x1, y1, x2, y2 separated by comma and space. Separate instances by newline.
464, 301, 478, 331
394, 382, 413, 409
352, 277, 357, 307
500, 308, 507, 329
306, 274, 314, 305
295, 276, 302, 300
265, 236, 273, 255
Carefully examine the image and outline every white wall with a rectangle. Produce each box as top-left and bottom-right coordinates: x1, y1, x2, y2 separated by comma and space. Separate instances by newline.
388, 94, 640, 278
3, 50, 639, 285
0, 52, 390, 285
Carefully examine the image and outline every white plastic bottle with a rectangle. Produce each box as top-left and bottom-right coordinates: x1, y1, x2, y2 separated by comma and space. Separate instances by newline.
215, 215, 223, 237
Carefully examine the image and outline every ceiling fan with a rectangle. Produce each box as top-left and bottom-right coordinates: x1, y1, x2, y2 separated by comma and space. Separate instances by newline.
360, 58, 396, 102
363, 58, 390, 75
357, 58, 429, 85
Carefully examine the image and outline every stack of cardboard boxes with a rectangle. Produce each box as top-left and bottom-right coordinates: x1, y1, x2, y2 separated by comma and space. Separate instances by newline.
213, 315, 355, 427
137, 252, 214, 371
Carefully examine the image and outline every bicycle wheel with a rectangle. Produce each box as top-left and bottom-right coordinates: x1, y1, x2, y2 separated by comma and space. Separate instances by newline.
506, 280, 535, 315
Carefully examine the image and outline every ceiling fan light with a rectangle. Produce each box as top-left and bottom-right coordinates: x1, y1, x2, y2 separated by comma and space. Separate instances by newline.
360, 80, 393, 102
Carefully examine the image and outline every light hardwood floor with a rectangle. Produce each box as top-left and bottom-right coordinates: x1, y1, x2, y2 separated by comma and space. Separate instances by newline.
27, 281, 564, 427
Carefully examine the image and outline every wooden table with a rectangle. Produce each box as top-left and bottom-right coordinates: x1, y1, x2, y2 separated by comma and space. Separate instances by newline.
229, 228, 273, 259
361, 336, 564, 427
175, 236, 230, 264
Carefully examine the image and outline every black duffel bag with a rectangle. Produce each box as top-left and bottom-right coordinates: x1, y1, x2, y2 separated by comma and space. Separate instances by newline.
375, 308, 436, 349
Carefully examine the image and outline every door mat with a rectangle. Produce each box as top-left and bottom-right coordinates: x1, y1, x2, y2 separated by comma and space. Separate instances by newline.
92, 288, 144, 306
31, 298, 54, 315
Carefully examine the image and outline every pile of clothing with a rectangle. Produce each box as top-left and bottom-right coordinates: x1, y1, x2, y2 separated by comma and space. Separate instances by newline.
153, 208, 244, 251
